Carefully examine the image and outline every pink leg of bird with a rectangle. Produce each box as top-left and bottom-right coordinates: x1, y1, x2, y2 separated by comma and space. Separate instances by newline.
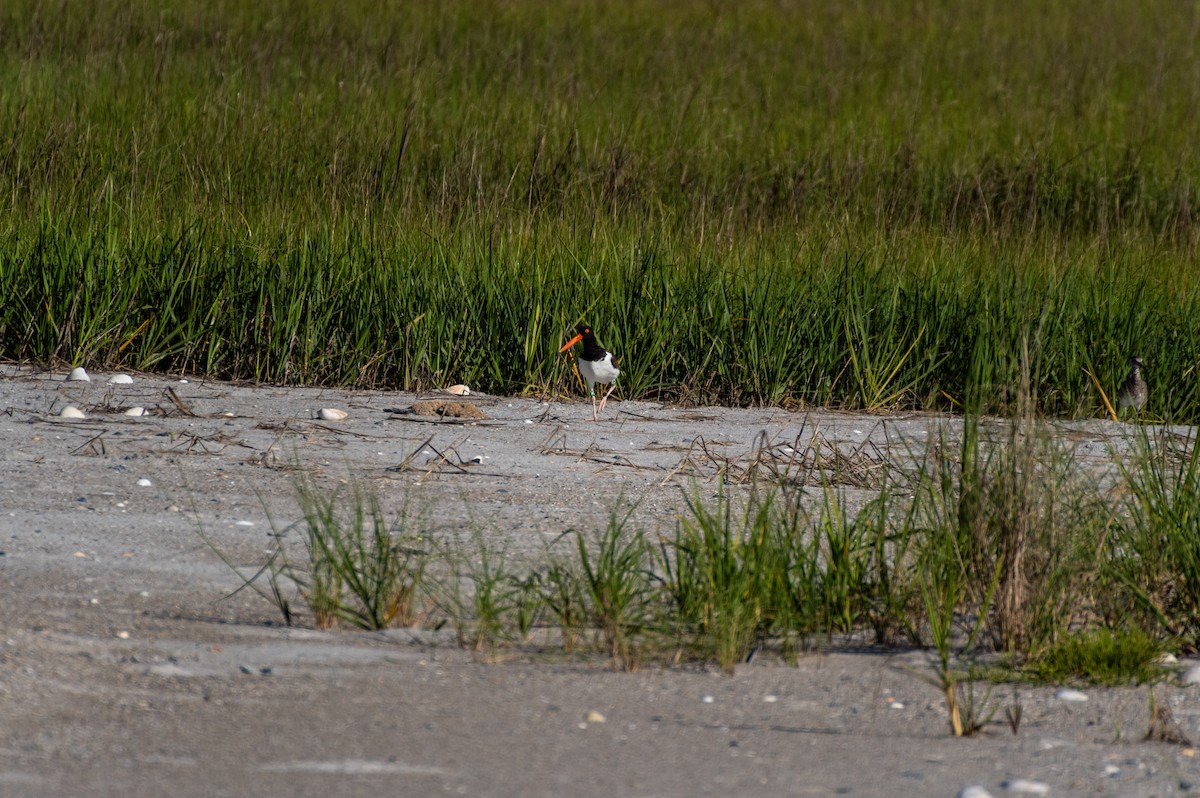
598, 384, 617, 416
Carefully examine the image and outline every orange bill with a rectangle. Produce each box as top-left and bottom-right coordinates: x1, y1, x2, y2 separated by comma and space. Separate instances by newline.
558, 333, 583, 352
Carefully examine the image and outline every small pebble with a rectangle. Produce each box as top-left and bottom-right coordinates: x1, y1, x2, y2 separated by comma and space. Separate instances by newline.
762, 695, 778, 703
1002, 779, 1050, 794
702, 695, 714, 704
136, 478, 152, 487
123, 406, 146, 417
958, 787, 994, 798
107, 373, 133, 384
1054, 688, 1088, 702
59, 406, 86, 419
115, 630, 130, 639
1104, 765, 1121, 777
890, 701, 905, 710
67, 366, 90, 382
319, 408, 348, 421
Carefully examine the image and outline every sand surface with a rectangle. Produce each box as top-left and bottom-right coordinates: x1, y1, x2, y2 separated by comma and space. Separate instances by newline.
1, 366, 1197, 797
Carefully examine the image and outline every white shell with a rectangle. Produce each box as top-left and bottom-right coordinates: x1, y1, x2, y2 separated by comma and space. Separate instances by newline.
319, 408, 349, 421
1054, 687, 1088, 702
123, 406, 147, 417
957, 788, 994, 798
107, 373, 134, 384
445, 384, 471, 396
136, 478, 152, 487
59, 405, 86, 419
67, 367, 90, 382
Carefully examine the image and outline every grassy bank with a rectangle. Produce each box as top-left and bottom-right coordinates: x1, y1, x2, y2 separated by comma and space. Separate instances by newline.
2, 1, 1199, 417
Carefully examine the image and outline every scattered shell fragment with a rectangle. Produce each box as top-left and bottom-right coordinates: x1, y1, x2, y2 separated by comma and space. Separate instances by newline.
123, 406, 147, 417
958, 788, 994, 798
319, 408, 349, 421
701, 695, 714, 704
107, 373, 134, 384
1054, 687, 1088, 702
115, 630, 130, 640
60, 405, 86, 419
762, 695, 778, 703
136, 478, 153, 487
67, 366, 90, 382
444, 384, 471, 396
585, 710, 606, 723
1002, 779, 1049, 795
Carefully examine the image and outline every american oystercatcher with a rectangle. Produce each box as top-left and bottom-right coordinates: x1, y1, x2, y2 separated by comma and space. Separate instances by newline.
1117, 356, 1148, 412
559, 324, 620, 421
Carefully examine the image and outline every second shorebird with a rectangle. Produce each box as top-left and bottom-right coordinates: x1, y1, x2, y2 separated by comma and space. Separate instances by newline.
559, 324, 620, 421
1117, 356, 1148, 413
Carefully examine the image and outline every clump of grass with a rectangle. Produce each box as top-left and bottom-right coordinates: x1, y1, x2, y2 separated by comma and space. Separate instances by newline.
440, 532, 532, 658
1110, 427, 1200, 644
910, 373, 1110, 655
293, 477, 429, 630
573, 510, 655, 671
658, 488, 795, 673
1024, 628, 1166, 686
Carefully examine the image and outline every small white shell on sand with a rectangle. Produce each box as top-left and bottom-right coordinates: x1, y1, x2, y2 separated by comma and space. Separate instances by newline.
107, 373, 134, 384
1054, 687, 1089, 702
319, 408, 349, 421
67, 367, 90, 382
1001, 779, 1049, 795
957, 788, 994, 798
445, 384, 471, 396
59, 405, 86, 419
123, 406, 147, 417
136, 478, 153, 487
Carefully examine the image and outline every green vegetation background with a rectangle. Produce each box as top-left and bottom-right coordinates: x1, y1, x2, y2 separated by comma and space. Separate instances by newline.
2, 0, 1198, 417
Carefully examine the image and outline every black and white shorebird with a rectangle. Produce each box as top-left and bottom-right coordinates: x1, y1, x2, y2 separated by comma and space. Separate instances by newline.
559, 324, 620, 421
1117, 356, 1148, 413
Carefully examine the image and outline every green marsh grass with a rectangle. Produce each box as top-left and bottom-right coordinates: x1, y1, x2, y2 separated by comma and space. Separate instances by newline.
574, 511, 656, 671
1026, 628, 1165, 687
293, 477, 428, 630
1111, 427, 1200, 641
3, 2, 1200, 416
